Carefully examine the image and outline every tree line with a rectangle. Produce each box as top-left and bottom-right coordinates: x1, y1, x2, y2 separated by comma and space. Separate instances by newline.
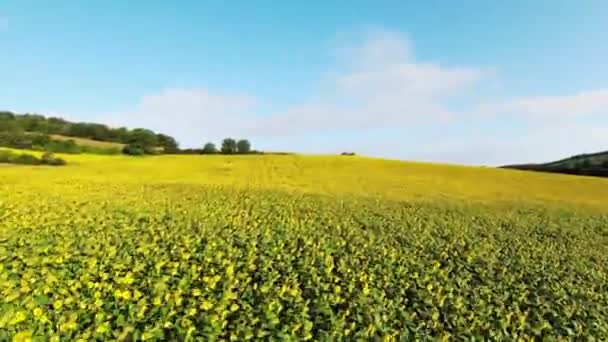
0, 111, 179, 153
1, 111, 260, 156
178, 138, 255, 155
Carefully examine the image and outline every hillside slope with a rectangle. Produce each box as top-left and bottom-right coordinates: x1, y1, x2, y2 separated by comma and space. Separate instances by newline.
2, 154, 608, 209
1, 155, 607, 339
0, 111, 178, 152
48, 134, 126, 150
502, 150, 608, 177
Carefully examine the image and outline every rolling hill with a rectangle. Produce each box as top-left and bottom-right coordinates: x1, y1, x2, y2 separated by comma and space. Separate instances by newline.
502, 150, 608, 177
1, 154, 607, 339
48, 134, 126, 150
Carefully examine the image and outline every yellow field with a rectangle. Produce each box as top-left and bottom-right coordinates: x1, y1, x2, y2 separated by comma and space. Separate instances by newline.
1, 154, 607, 339
2, 153, 607, 210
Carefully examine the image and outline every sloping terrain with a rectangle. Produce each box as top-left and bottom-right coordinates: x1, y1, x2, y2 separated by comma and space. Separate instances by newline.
48, 134, 125, 150
0, 155, 607, 340
503, 150, 608, 177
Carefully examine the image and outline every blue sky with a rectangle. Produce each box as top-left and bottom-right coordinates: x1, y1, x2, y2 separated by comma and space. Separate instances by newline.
1, 1, 607, 165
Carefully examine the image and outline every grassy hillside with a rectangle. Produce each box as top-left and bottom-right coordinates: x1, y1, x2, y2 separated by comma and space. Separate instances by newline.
0, 111, 178, 153
1, 155, 607, 339
503, 150, 608, 177
48, 134, 125, 150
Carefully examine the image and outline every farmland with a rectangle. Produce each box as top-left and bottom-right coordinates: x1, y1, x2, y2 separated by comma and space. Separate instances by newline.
1, 154, 608, 340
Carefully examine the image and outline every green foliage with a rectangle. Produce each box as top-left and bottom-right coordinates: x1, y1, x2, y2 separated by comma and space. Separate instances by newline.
236, 139, 251, 154
0, 132, 50, 150
156, 134, 180, 154
201, 142, 217, 154
0, 130, 123, 155
9, 153, 42, 165
0, 150, 66, 166
505, 150, 608, 178
221, 138, 237, 154
43, 139, 82, 154
127, 129, 159, 150
0, 111, 176, 151
41, 152, 67, 166
0, 150, 13, 163
122, 144, 145, 156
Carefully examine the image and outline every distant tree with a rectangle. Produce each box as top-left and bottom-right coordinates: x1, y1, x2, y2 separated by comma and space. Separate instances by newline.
157, 134, 179, 153
0, 111, 15, 120
128, 128, 158, 148
221, 138, 237, 154
602, 160, 608, 168
1, 112, 180, 155
581, 159, 592, 168
236, 139, 251, 154
0, 120, 21, 133
122, 143, 145, 156
202, 142, 217, 154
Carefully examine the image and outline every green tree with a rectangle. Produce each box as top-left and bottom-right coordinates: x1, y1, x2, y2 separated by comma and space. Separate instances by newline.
236, 139, 251, 154
202, 142, 217, 154
221, 138, 237, 154
157, 134, 179, 153
581, 159, 592, 168
122, 144, 145, 156
128, 128, 158, 149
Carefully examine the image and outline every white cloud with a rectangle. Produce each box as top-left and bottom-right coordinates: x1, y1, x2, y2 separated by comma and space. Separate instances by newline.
446, 123, 608, 166
249, 29, 488, 136
101, 89, 256, 147
82, 28, 608, 164
99, 29, 489, 144
477, 89, 608, 120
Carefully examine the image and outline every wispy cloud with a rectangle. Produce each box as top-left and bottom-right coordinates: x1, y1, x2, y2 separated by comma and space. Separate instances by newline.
100, 89, 257, 147
91, 28, 608, 164
250, 29, 488, 136
478, 89, 608, 120
101, 29, 490, 145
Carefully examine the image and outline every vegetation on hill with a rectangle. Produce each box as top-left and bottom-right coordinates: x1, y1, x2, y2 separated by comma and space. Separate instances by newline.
0, 149, 66, 166
502, 150, 608, 177
0, 111, 178, 154
49, 134, 125, 150
179, 139, 256, 155
0, 155, 607, 339
0, 111, 263, 157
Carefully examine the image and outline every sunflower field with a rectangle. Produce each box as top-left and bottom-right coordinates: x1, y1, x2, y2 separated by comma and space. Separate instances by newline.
1, 154, 607, 340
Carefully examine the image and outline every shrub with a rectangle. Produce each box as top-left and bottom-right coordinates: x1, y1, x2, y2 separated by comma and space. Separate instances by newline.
202, 142, 217, 154
44, 139, 82, 154
45, 157, 67, 166
221, 138, 237, 154
0, 150, 15, 163
236, 139, 251, 154
122, 144, 145, 156
9, 153, 42, 165
341, 152, 356, 156
41, 152, 67, 166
